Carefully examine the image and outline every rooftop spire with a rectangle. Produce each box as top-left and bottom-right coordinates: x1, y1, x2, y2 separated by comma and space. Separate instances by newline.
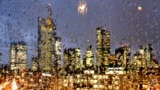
47, 3, 52, 16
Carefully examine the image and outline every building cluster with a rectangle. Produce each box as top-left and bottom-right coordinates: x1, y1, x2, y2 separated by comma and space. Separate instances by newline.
0, 5, 157, 75
133, 44, 158, 69
0, 5, 160, 90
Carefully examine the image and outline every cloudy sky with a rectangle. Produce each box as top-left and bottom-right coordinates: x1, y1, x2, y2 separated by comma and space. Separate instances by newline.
0, 0, 160, 65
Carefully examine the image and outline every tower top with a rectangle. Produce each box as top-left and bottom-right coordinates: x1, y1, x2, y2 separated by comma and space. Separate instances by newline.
47, 3, 52, 16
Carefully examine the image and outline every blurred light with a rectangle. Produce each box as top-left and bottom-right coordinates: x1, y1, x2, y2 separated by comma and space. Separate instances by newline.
12, 79, 18, 90
134, 2, 137, 6
137, 6, 142, 11
78, 0, 87, 15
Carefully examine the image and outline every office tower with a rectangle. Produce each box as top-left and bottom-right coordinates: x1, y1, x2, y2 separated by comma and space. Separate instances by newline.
75, 48, 81, 70
96, 27, 110, 68
84, 45, 94, 69
115, 44, 131, 67
38, 4, 56, 72
54, 37, 62, 56
115, 47, 123, 67
134, 44, 153, 68
10, 41, 27, 71
123, 45, 131, 67
139, 45, 146, 68
52, 37, 62, 72
145, 44, 153, 68
64, 48, 81, 74
133, 51, 144, 69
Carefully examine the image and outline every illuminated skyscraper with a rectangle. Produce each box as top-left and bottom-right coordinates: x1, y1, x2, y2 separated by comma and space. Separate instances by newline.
10, 41, 27, 70
138, 45, 146, 68
38, 4, 56, 72
54, 37, 62, 56
75, 48, 81, 70
84, 45, 94, 69
133, 44, 153, 68
96, 27, 110, 68
52, 37, 62, 72
145, 44, 153, 68
63, 48, 81, 74
115, 44, 131, 67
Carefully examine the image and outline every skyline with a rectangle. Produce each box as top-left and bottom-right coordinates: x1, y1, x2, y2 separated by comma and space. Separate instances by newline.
0, 0, 160, 64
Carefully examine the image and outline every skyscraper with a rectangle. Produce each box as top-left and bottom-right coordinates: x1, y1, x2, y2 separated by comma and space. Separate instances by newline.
10, 41, 27, 71
96, 27, 110, 68
84, 45, 94, 69
115, 43, 131, 68
133, 44, 153, 68
52, 37, 62, 72
38, 4, 56, 72
63, 48, 81, 74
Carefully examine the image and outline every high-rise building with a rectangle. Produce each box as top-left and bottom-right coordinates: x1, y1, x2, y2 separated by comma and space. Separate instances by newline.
84, 45, 94, 69
145, 44, 153, 68
38, 4, 56, 72
138, 45, 146, 68
52, 37, 62, 72
63, 48, 81, 74
75, 48, 81, 70
133, 44, 153, 68
115, 44, 131, 67
10, 41, 27, 71
133, 52, 142, 69
54, 37, 62, 56
96, 27, 110, 68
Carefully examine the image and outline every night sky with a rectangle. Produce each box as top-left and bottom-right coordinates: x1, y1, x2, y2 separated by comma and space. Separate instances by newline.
0, 0, 160, 65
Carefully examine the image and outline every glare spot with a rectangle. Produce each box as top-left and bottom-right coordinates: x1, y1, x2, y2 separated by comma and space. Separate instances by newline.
78, 0, 87, 15
137, 6, 142, 11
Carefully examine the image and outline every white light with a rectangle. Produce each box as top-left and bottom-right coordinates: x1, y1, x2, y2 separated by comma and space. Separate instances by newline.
12, 79, 18, 90
78, 0, 87, 15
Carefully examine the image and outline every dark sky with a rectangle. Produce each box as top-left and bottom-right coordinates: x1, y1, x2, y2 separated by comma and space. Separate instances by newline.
0, 0, 160, 65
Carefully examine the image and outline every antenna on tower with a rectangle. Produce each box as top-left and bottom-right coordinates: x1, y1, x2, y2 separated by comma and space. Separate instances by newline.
47, 3, 52, 16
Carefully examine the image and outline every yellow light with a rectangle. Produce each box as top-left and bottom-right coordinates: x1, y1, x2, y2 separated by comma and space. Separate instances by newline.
46, 18, 52, 25
41, 25, 46, 31
48, 26, 53, 31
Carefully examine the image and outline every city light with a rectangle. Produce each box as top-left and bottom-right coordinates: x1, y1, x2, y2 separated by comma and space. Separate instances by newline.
0, 2, 160, 90
12, 79, 18, 90
137, 6, 142, 11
